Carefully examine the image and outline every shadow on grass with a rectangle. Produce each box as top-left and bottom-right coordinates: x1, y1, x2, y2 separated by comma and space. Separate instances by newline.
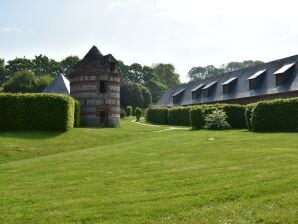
0, 131, 64, 140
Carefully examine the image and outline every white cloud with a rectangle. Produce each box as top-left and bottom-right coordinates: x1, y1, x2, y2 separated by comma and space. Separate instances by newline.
0, 27, 23, 33
107, 1, 124, 9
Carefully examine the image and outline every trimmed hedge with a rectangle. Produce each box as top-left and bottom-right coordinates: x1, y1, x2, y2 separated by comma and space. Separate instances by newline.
251, 98, 298, 131
219, 104, 246, 129
146, 107, 168, 124
190, 104, 246, 129
0, 93, 75, 131
245, 104, 256, 130
168, 107, 191, 126
74, 99, 81, 128
190, 107, 204, 129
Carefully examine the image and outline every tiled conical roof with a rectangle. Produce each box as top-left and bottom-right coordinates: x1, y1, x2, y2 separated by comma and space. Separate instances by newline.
43, 74, 70, 95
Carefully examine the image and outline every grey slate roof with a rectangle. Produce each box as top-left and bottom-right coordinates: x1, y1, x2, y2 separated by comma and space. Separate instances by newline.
70, 45, 117, 74
43, 74, 70, 95
157, 55, 298, 106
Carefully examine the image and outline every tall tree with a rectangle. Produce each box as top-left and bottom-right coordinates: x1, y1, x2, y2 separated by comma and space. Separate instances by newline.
60, 56, 80, 76
0, 58, 7, 86
5, 58, 34, 76
32, 55, 60, 76
153, 63, 180, 88
120, 83, 152, 108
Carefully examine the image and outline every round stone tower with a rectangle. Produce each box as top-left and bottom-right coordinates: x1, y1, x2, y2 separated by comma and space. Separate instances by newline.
68, 46, 121, 127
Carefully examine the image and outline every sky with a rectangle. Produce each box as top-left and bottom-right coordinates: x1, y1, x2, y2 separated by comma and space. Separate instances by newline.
1, 0, 298, 82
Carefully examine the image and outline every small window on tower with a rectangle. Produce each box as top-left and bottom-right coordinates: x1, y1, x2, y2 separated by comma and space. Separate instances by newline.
99, 80, 107, 93
110, 62, 116, 72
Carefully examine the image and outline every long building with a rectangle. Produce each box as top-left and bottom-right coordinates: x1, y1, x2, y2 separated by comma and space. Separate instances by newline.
157, 55, 298, 106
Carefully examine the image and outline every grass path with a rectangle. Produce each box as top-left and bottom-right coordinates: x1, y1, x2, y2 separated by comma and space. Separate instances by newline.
0, 118, 297, 223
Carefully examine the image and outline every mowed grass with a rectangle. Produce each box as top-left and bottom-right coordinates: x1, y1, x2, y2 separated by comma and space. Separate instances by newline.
0, 118, 297, 224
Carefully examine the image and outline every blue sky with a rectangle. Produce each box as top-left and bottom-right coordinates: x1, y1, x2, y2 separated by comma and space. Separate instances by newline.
1, 0, 298, 82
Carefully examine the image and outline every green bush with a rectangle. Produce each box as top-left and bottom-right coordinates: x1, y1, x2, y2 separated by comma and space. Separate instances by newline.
204, 109, 231, 130
135, 107, 142, 121
74, 99, 81, 128
120, 109, 126, 119
168, 107, 191, 126
0, 93, 74, 131
146, 107, 168, 124
251, 98, 298, 132
219, 104, 246, 129
190, 107, 204, 129
245, 104, 256, 130
125, 106, 132, 117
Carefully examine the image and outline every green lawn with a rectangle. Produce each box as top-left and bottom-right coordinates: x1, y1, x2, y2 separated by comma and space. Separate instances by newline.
0, 118, 297, 223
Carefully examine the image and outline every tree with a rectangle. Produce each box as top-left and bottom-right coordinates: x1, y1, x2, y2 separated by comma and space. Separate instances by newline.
35, 74, 54, 92
188, 60, 264, 81
153, 63, 180, 88
140, 85, 152, 108
32, 55, 60, 76
120, 83, 152, 108
3, 70, 38, 93
5, 58, 34, 77
142, 65, 167, 103
0, 58, 7, 86
61, 56, 80, 76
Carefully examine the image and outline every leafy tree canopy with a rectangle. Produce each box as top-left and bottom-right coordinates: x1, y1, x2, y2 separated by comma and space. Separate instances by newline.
152, 63, 180, 88
188, 60, 264, 81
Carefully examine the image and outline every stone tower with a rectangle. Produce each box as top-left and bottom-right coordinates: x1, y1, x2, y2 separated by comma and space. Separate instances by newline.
68, 46, 121, 127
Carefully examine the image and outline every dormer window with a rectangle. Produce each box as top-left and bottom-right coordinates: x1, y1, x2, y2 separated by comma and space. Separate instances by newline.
172, 88, 185, 104
191, 84, 204, 99
202, 81, 217, 97
248, 69, 266, 90
273, 63, 295, 86
221, 77, 237, 94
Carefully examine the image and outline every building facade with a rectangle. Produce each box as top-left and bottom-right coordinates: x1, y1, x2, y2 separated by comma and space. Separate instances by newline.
68, 46, 121, 127
158, 55, 298, 106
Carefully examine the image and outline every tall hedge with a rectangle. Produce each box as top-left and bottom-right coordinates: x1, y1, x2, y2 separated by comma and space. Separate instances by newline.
251, 98, 298, 131
190, 104, 246, 129
74, 99, 81, 128
219, 104, 246, 129
245, 104, 256, 130
0, 93, 75, 131
168, 107, 191, 126
190, 107, 204, 129
146, 107, 168, 124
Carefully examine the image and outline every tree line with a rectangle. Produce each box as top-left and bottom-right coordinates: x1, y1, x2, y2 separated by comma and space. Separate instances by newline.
0, 53, 264, 109
188, 60, 264, 80
0, 55, 181, 109
0, 55, 80, 93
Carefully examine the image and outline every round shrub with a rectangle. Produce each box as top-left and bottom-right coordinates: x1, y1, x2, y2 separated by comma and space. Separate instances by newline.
135, 107, 142, 121
204, 109, 231, 130
125, 106, 132, 117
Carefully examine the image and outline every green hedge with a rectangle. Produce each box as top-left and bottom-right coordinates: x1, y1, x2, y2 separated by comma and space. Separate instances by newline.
146, 107, 168, 124
190, 107, 204, 129
190, 104, 246, 129
245, 104, 256, 130
168, 107, 191, 126
74, 99, 81, 128
219, 104, 246, 129
0, 93, 75, 131
251, 98, 298, 131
